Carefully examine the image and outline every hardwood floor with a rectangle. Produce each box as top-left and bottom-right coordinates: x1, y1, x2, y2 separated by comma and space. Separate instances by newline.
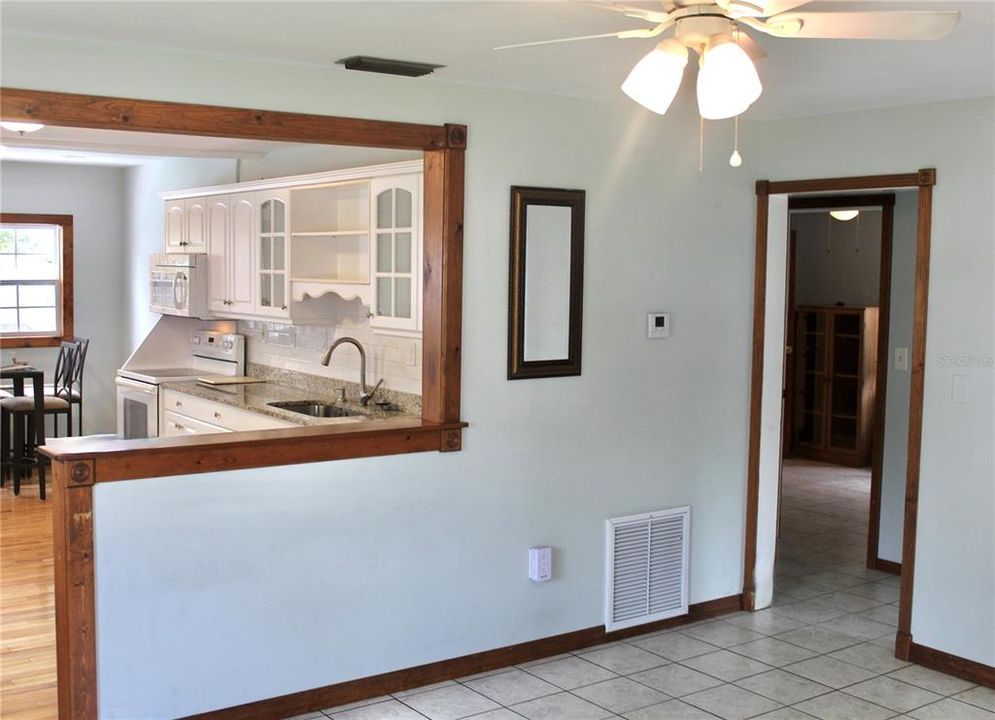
1, 476, 57, 720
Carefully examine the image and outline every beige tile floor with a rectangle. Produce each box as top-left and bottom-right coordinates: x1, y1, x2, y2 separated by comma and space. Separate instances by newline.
286, 460, 994, 720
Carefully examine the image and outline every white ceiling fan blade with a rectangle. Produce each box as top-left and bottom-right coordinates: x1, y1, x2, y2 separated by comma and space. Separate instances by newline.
495, 23, 671, 51
760, 11, 960, 40
591, 2, 672, 24
754, 0, 811, 17
717, 0, 809, 19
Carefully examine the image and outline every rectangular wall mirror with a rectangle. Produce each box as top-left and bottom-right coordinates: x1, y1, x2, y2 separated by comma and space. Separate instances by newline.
508, 186, 585, 379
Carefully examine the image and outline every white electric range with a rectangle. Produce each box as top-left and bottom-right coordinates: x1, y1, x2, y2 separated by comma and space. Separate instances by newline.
116, 327, 245, 439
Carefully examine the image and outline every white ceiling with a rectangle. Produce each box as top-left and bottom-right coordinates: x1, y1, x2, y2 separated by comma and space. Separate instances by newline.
1, 1, 992, 121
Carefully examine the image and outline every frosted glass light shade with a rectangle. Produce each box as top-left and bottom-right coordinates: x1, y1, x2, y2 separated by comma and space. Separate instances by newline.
0, 121, 45, 133
622, 39, 689, 115
696, 34, 762, 120
830, 209, 860, 221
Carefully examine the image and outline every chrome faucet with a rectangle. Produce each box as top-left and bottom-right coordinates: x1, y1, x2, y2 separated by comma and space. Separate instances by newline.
320, 337, 383, 406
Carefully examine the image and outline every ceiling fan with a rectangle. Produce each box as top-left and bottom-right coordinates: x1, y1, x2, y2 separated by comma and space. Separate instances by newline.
496, 1, 961, 121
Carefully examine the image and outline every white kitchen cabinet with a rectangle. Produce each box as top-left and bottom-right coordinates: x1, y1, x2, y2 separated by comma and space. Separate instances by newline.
370, 174, 421, 334
255, 189, 291, 320
162, 389, 295, 432
164, 200, 186, 252
161, 160, 423, 327
164, 198, 207, 253
162, 410, 230, 437
207, 193, 256, 315
289, 180, 373, 306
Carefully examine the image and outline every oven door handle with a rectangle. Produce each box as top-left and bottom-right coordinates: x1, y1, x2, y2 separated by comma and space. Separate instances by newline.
115, 376, 159, 395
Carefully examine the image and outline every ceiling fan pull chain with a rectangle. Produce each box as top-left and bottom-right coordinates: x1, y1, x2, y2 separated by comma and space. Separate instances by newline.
699, 115, 705, 172
729, 114, 743, 167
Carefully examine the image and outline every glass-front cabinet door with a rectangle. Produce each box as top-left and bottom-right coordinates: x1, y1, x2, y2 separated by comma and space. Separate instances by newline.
370, 174, 421, 334
255, 189, 290, 319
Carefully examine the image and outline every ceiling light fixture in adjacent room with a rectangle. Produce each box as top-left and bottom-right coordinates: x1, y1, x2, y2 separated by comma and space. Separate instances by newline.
830, 209, 860, 221
0, 121, 45, 135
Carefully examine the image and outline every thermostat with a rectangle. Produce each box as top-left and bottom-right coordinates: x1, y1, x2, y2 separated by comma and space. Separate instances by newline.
647, 312, 670, 338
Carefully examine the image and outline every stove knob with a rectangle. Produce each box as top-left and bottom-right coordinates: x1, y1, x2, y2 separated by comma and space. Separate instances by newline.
223, 340, 233, 350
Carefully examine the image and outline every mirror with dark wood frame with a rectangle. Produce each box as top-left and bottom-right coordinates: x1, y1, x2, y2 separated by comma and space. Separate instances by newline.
507, 186, 584, 380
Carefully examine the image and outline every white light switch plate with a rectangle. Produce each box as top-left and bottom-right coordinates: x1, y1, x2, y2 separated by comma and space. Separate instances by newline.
529, 546, 552, 582
895, 347, 909, 371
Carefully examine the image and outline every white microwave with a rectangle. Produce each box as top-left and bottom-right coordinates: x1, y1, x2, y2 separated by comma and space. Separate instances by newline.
149, 254, 208, 317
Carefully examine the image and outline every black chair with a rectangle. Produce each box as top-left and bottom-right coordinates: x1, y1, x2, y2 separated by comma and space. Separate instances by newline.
68, 337, 89, 433
1, 343, 78, 499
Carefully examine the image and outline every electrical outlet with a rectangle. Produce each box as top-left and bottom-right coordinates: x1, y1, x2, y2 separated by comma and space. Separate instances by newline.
529, 546, 552, 583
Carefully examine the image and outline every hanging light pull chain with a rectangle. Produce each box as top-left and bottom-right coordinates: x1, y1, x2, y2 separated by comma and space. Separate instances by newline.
730, 114, 743, 167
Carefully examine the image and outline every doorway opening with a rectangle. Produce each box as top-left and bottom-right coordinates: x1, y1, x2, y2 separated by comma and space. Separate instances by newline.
744, 171, 935, 662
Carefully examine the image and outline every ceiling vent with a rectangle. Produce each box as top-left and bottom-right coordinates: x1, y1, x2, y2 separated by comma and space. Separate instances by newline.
335, 56, 444, 78
605, 506, 690, 632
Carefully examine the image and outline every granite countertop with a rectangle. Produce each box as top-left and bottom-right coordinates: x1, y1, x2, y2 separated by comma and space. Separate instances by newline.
159, 379, 419, 427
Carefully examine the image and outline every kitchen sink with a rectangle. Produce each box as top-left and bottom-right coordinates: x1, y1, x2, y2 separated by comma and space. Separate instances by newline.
267, 401, 361, 418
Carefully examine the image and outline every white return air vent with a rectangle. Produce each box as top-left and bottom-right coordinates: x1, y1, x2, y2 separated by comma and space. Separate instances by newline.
605, 506, 690, 632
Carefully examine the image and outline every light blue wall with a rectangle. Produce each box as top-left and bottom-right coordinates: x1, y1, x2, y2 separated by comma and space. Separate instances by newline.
0, 161, 126, 434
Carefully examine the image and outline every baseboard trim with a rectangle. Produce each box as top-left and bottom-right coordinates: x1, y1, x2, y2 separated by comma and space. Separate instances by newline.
872, 558, 901, 575
909, 641, 995, 689
182, 593, 744, 720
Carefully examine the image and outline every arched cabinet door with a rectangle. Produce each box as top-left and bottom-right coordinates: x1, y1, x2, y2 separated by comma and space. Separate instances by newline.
370, 173, 421, 335
255, 189, 290, 319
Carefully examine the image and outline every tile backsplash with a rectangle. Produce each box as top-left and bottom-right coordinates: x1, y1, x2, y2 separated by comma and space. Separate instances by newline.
237, 295, 421, 397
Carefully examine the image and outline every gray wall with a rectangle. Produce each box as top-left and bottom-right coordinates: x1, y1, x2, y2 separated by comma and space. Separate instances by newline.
792, 209, 882, 307
0, 161, 127, 434
877, 191, 918, 563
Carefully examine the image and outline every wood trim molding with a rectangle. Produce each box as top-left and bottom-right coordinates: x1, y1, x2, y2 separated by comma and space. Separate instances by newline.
897, 178, 935, 652
872, 558, 901, 575
745, 171, 934, 666
51, 463, 97, 720
768, 173, 922, 195
41, 421, 467, 482
0, 212, 74, 348
0, 88, 448, 150
867, 201, 894, 568
180, 594, 744, 720
908, 641, 995, 689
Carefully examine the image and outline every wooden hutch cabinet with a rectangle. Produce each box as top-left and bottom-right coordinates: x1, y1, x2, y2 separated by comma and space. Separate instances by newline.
791, 305, 879, 467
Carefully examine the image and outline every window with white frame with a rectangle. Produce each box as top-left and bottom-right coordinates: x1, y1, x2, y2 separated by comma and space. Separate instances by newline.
0, 215, 73, 346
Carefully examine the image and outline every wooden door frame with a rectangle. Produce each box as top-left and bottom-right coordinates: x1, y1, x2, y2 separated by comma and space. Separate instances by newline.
783, 193, 897, 572
745, 170, 935, 664
0, 87, 467, 720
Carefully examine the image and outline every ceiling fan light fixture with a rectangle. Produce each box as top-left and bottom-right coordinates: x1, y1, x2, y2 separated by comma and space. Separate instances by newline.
0, 121, 45, 134
696, 34, 762, 120
621, 39, 689, 115
830, 209, 860, 221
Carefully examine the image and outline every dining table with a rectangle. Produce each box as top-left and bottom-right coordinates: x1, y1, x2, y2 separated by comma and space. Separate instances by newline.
1, 364, 46, 497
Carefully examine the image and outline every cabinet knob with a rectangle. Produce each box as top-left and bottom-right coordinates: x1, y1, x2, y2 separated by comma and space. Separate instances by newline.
281, 305, 287, 311
175, 401, 182, 407
214, 411, 222, 419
